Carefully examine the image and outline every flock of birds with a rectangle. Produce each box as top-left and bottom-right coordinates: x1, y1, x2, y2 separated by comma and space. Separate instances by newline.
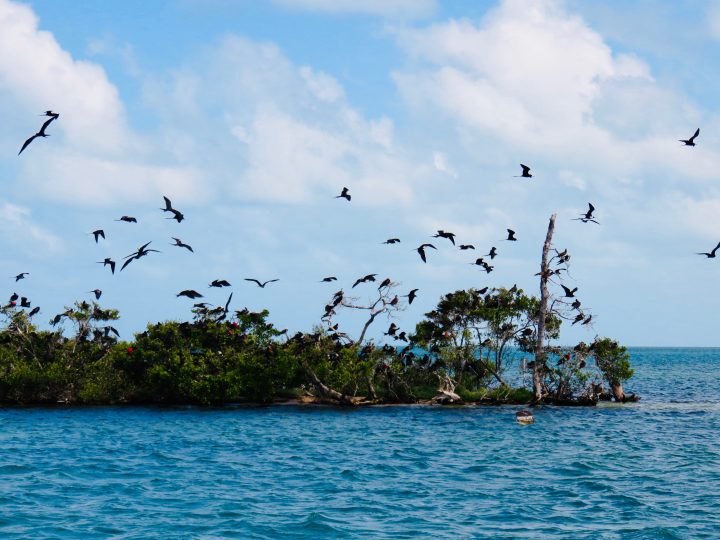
3, 112, 709, 344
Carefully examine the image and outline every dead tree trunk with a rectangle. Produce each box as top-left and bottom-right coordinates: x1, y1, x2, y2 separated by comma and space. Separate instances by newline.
534, 213, 556, 402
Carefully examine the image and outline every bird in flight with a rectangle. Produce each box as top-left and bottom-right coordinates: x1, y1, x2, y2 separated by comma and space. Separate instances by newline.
352, 274, 377, 288
561, 285, 578, 298
320, 276, 337, 282
121, 241, 160, 271
28, 306, 40, 317
377, 278, 392, 290
244, 278, 279, 288
405, 289, 419, 304
697, 241, 720, 258
416, 243, 437, 263
171, 237, 194, 252
87, 289, 102, 300
506, 229, 517, 241
458, 244, 475, 250
574, 203, 599, 224
433, 230, 456, 245
97, 258, 116, 274
90, 229, 105, 243
209, 279, 231, 288
680, 128, 700, 146
14, 272, 29, 281
383, 238, 401, 244
514, 164, 532, 178
177, 290, 203, 299
487, 246, 498, 259
335, 187, 351, 201
18, 113, 59, 155
115, 216, 137, 223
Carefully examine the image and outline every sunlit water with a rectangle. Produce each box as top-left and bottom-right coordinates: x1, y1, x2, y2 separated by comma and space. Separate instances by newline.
1, 348, 719, 538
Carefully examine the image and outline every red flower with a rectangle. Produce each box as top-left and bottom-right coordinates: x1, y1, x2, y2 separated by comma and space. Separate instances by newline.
127, 346, 134, 354
231, 322, 239, 328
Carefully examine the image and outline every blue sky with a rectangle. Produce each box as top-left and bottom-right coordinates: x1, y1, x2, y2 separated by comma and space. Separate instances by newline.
2, 0, 720, 346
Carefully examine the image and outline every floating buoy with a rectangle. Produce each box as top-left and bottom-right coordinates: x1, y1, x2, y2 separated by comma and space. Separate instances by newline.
516, 410, 534, 425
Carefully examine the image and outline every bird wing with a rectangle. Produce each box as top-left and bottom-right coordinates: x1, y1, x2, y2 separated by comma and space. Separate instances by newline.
120, 257, 135, 271
712, 241, 720, 255
163, 196, 173, 211
245, 278, 262, 286
691, 128, 700, 140
520, 164, 530, 173
588, 202, 595, 213
561, 285, 571, 296
224, 293, 233, 312
418, 247, 427, 263
263, 279, 279, 286
18, 134, 37, 155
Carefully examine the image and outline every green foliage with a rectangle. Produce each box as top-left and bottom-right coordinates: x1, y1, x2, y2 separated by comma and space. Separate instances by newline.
592, 337, 634, 386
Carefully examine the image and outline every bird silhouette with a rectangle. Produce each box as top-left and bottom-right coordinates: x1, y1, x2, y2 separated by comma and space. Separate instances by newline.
167, 209, 184, 223
405, 289, 419, 304
177, 290, 203, 299
680, 128, 700, 146
20, 297, 31, 308
97, 258, 116, 274
514, 164, 532, 178
383, 238, 400, 244
561, 285, 578, 298
87, 289, 102, 300
571, 313, 585, 325
335, 187, 351, 201
416, 243, 437, 263
244, 278, 279, 288
121, 241, 160, 271
320, 276, 337, 282
506, 229, 517, 241
697, 241, 720, 258
487, 246, 498, 259
28, 306, 40, 317
9, 292, 18, 302
115, 216, 137, 223
433, 230, 456, 245
571, 299, 582, 310
581, 315, 593, 326
352, 274, 377, 288
18, 114, 59, 155
209, 279, 231, 287
90, 229, 105, 243
574, 203, 599, 224
385, 323, 398, 336
14, 272, 29, 281
377, 278, 391, 290
171, 237, 194, 252
458, 244, 475, 250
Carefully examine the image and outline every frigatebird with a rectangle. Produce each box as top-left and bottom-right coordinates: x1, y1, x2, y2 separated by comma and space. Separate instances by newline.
97, 258, 116, 274
171, 237, 193, 252
14, 272, 29, 281
18, 114, 59, 155
561, 285, 578, 298
506, 229, 517, 241
20, 297, 31, 308
680, 128, 700, 146
335, 187, 351, 201
90, 230, 105, 243
115, 216, 137, 223
177, 290, 203, 299
416, 243, 437, 263
209, 279, 231, 288
121, 241, 159, 271
487, 246, 498, 259
405, 289, 419, 304
433, 230, 456, 245
377, 278, 391, 290
244, 278, 279, 288
514, 164, 532, 178
383, 238, 400, 244
87, 289, 102, 300
385, 323, 398, 336
28, 306, 40, 317
697, 241, 720, 258
574, 203, 599, 224
320, 276, 337, 282
458, 244, 475, 250
352, 274, 377, 288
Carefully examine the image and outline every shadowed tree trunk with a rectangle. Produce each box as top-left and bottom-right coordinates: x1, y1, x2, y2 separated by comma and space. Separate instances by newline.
534, 214, 556, 401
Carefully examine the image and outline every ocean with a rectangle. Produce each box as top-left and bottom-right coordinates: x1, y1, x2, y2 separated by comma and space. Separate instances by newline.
0, 348, 718, 538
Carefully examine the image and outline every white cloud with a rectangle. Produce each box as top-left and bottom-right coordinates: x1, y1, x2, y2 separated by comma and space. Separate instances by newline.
0, 202, 62, 253
271, 0, 436, 18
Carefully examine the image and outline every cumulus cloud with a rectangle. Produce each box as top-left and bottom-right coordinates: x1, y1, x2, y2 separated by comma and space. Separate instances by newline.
0, 201, 62, 253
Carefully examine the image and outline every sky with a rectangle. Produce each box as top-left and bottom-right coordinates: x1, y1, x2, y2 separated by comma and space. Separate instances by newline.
1, 0, 720, 346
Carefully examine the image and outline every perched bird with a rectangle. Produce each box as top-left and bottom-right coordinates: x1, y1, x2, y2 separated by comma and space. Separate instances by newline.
383, 238, 401, 244
335, 187, 351, 201
561, 285, 578, 298
571, 313, 585, 325
209, 279, 231, 288
405, 289, 419, 304
680, 128, 700, 146
90, 229, 105, 243
433, 230, 456, 245
20, 297, 31, 308
506, 229, 517, 241
697, 241, 720, 258
9, 292, 18, 302
87, 289, 102, 300
514, 164, 532, 178
171, 237, 194, 252
487, 246, 498, 259
177, 290, 203, 299
389, 295, 399, 306
14, 272, 29, 281
352, 274, 377, 288
18, 114, 59, 155
320, 276, 337, 282
574, 203, 599, 224
582, 315, 593, 326
571, 299, 582, 310
377, 278, 392, 290
416, 243, 437, 263
115, 216, 137, 223
28, 306, 40, 317
97, 258, 116, 275
458, 244, 475, 250
244, 278, 279, 288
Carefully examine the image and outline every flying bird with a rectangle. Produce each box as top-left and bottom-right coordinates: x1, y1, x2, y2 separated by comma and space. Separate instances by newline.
14, 272, 29, 281
121, 241, 159, 271
697, 241, 720, 258
680, 128, 700, 146
320, 276, 337, 282
352, 274, 377, 288
514, 164, 532, 178
177, 290, 203, 299
97, 258, 116, 274
90, 230, 105, 243
458, 244, 475, 250
574, 203, 599, 224
115, 216, 137, 223
506, 229, 517, 241
405, 289, 419, 304
561, 285, 578, 298
171, 237, 194, 252
18, 114, 59, 155
433, 230, 456, 245
383, 238, 401, 244
87, 289, 102, 300
244, 278, 279, 288
416, 243, 437, 263
377, 278, 392, 290
28, 306, 40, 317
487, 247, 498, 259
209, 279, 231, 288
335, 187, 351, 201
166, 209, 185, 223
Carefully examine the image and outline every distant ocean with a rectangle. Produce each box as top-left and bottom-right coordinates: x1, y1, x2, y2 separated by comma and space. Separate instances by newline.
1, 348, 718, 538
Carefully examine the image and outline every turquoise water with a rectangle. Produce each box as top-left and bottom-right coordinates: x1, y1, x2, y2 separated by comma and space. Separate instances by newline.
1, 348, 719, 539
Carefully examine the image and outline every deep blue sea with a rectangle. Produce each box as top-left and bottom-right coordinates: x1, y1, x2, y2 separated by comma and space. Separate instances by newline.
1, 348, 719, 539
